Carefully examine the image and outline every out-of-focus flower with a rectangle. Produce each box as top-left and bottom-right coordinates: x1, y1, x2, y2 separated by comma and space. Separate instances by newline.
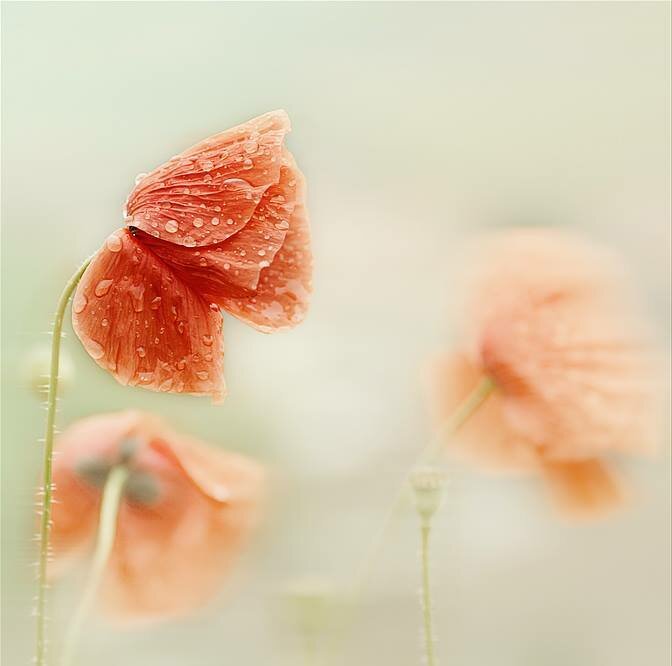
432, 228, 661, 517
72, 110, 312, 401
50, 410, 264, 620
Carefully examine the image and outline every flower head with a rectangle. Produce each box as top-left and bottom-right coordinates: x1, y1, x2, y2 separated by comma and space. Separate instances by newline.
50, 411, 264, 620
72, 110, 311, 400
432, 229, 661, 516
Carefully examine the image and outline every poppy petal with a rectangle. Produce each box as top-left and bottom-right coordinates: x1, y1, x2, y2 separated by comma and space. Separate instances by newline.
71, 230, 225, 399
149, 435, 265, 504
124, 110, 290, 247
131, 157, 299, 299
220, 151, 312, 332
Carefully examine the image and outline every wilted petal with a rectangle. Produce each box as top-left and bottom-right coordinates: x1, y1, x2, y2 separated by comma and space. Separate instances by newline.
125, 110, 290, 247
220, 153, 312, 332
72, 230, 225, 399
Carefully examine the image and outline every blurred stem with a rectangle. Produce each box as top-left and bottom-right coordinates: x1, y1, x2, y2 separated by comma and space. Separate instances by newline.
419, 523, 436, 666
352, 376, 495, 596
61, 465, 129, 666
36, 257, 91, 666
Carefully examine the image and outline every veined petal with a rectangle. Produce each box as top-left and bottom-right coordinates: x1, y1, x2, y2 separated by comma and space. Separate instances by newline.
132, 159, 298, 298
125, 110, 290, 247
219, 152, 312, 332
72, 230, 225, 399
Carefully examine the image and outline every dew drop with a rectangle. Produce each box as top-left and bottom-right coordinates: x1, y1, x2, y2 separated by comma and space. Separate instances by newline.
150, 296, 162, 310
259, 260, 270, 268
101, 318, 109, 327
202, 334, 213, 346
244, 140, 258, 154
243, 158, 253, 169
226, 218, 234, 225
105, 233, 122, 253
138, 372, 154, 383
85, 338, 105, 360
183, 236, 197, 247
159, 378, 173, 392
223, 262, 231, 270
176, 359, 187, 371
258, 249, 266, 256
95, 279, 114, 297
193, 217, 204, 228
199, 257, 208, 267
165, 220, 179, 233
73, 293, 88, 314
196, 371, 209, 381
211, 217, 220, 226
136, 346, 146, 358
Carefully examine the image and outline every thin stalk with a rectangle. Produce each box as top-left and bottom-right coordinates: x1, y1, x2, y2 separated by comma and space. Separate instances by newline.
352, 376, 495, 595
419, 524, 436, 666
61, 465, 129, 666
36, 257, 91, 666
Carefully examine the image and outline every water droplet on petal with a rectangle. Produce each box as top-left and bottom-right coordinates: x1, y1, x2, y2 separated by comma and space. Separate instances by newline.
165, 220, 179, 233
244, 140, 258, 154
193, 218, 204, 228
85, 338, 105, 360
211, 217, 220, 226
138, 371, 154, 383
176, 359, 187, 370
73, 293, 88, 314
183, 236, 196, 247
202, 335, 213, 346
196, 371, 209, 381
95, 279, 114, 297
101, 318, 109, 327
258, 249, 266, 256
105, 233, 122, 253
136, 346, 146, 358
150, 296, 162, 310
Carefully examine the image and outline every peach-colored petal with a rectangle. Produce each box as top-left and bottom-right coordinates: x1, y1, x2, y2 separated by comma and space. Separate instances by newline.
125, 110, 290, 247
540, 459, 626, 518
72, 230, 225, 399
430, 353, 541, 471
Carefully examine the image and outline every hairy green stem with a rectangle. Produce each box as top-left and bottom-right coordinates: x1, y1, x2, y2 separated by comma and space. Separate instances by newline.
61, 465, 129, 666
36, 257, 91, 666
419, 523, 436, 666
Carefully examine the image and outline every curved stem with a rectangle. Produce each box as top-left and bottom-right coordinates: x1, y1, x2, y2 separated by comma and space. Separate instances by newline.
36, 257, 92, 666
352, 376, 495, 596
61, 465, 129, 666
419, 523, 436, 666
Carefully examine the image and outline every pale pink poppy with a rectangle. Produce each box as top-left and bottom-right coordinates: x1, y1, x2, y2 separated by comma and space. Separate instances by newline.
50, 411, 264, 619
432, 229, 661, 517
71, 110, 311, 401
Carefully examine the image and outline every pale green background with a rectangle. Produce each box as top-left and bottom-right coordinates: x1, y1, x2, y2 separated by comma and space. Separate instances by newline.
2, 2, 670, 665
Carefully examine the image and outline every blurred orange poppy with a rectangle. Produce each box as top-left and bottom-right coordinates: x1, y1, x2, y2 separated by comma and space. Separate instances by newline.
50, 411, 264, 620
432, 229, 661, 517
71, 110, 311, 401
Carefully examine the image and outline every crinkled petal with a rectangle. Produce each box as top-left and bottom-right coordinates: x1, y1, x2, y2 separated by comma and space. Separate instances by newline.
219, 152, 312, 332
72, 230, 225, 399
131, 158, 298, 297
125, 110, 290, 247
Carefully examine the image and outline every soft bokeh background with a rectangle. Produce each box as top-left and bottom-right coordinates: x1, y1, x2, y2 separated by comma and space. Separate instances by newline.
2, 2, 670, 665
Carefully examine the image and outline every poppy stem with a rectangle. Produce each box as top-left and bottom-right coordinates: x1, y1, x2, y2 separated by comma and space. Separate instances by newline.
410, 468, 445, 666
351, 376, 495, 596
35, 257, 92, 666
60, 465, 129, 666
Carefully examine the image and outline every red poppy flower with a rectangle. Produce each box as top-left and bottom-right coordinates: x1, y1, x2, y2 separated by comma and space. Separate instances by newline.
50, 411, 265, 620
71, 110, 311, 400
432, 229, 661, 517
